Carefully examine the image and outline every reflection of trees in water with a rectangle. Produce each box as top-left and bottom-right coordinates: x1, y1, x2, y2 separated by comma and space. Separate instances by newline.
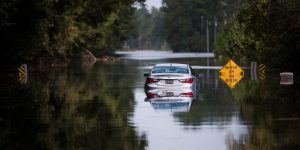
173, 82, 239, 127
174, 78, 300, 149
225, 133, 248, 150
228, 80, 300, 149
0, 63, 147, 150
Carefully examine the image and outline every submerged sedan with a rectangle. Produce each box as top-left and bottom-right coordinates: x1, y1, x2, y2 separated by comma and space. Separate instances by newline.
144, 63, 199, 90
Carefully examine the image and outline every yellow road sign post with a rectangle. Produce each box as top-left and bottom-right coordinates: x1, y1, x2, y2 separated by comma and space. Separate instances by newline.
219, 59, 244, 88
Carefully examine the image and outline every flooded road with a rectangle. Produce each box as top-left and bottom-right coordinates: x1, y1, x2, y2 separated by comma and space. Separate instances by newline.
1, 51, 300, 150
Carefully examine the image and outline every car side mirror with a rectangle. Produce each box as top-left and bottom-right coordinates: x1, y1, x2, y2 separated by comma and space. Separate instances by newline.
144, 73, 150, 77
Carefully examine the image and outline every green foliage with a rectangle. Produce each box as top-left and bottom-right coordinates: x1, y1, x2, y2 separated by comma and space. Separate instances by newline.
162, 0, 208, 51
0, 0, 145, 63
217, 0, 300, 71
215, 21, 262, 61
126, 7, 166, 50
161, 0, 241, 52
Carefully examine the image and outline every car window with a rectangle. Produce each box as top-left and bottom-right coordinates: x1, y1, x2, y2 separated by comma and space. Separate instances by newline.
152, 66, 189, 74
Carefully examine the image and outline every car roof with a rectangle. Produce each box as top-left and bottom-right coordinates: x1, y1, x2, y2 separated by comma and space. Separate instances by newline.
154, 63, 189, 68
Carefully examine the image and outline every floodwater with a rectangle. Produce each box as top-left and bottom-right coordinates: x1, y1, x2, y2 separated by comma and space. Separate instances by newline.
1, 51, 300, 150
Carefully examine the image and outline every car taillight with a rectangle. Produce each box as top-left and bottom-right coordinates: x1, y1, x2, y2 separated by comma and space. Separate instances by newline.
146, 78, 159, 84
146, 93, 158, 98
179, 78, 193, 84
180, 92, 193, 97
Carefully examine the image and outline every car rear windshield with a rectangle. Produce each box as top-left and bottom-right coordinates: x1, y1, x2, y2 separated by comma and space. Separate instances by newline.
152, 66, 189, 74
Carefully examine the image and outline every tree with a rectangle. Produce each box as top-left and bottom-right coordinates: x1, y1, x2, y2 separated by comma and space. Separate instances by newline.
126, 7, 165, 50
216, 0, 300, 72
161, 0, 236, 51
0, 0, 145, 64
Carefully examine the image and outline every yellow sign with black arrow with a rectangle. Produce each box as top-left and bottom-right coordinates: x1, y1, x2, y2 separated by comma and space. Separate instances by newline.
219, 59, 244, 88
18, 64, 28, 84
258, 64, 266, 80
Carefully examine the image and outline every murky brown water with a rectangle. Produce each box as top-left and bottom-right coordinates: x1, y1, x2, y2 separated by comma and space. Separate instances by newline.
1, 51, 300, 150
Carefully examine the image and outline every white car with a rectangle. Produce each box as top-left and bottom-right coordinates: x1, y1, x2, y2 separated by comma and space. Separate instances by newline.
144, 63, 199, 90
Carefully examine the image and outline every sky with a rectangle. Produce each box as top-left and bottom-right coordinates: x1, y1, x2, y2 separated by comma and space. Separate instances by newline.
145, 0, 162, 8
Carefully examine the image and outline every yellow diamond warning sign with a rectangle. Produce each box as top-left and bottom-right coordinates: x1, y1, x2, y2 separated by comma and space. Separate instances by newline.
219, 59, 244, 88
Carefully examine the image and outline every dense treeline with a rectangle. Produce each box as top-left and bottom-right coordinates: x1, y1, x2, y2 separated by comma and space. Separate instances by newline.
134, 0, 299, 72
126, 7, 166, 50
1, 0, 299, 71
216, 0, 300, 72
161, 0, 241, 51
126, 0, 240, 51
0, 0, 144, 64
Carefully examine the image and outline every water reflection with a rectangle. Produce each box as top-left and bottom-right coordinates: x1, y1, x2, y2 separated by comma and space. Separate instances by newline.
0, 62, 147, 150
132, 55, 300, 150
116, 50, 214, 60
133, 85, 248, 150
150, 99, 192, 112
144, 88, 195, 112
132, 59, 248, 149
231, 80, 300, 149
1, 52, 300, 149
